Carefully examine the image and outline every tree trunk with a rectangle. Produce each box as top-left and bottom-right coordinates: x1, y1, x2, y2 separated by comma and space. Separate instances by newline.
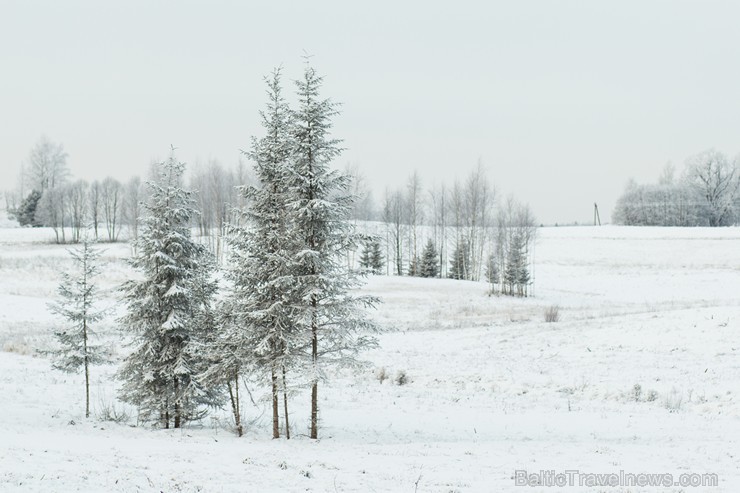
83, 319, 90, 418
310, 308, 318, 439
272, 369, 280, 439
227, 376, 243, 437
174, 378, 181, 428
282, 366, 290, 440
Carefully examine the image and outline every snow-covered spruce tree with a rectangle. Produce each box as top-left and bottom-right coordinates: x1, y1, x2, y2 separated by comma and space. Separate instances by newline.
118, 156, 220, 429
515, 234, 531, 297
358, 240, 374, 273
48, 238, 108, 418
370, 240, 384, 275
288, 62, 379, 439
448, 237, 470, 280
504, 232, 529, 296
207, 68, 298, 439
419, 239, 439, 278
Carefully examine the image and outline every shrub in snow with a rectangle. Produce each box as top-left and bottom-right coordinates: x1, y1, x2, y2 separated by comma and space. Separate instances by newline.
376, 367, 389, 384
3, 339, 32, 355
544, 305, 561, 323
395, 370, 409, 386
95, 400, 130, 424
664, 388, 683, 412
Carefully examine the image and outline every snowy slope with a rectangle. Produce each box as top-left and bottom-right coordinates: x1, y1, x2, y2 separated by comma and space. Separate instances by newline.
0, 226, 738, 492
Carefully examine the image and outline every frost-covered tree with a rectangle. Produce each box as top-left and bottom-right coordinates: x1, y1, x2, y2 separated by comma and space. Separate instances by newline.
504, 232, 530, 297
685, 150, 739, 226
288, 62, 378, 439
419, 239, 439, 278
27, 136, 69, 193
370, 240, 385, 275
101, 177, 122, 242
359, 239, 384, 275
48, 238, 108, 418
358, 240, 374, 273
485, 252, 499, 295
448, 237, 470, 280
12, 189, 42, 227
206, 68, 297, 439
406, 256, 420, 277
118, 156, 220, 429
382, 189, 405, 275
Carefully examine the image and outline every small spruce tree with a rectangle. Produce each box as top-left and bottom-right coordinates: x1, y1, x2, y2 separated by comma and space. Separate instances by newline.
370, 240, 384, 275
504, 232, 530, 296
448, 238, 470, 280
419, 239, 439, 278
12, 190, 43, 227
359, 240, 374, 273
48, 238, 108, 418
515, 235, 531, 297
485, 252, 500, 295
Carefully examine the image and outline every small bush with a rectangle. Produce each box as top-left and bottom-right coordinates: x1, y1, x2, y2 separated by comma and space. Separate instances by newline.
664, 388, 683, 412
376, 367, 389, 384
96, 400, 130, 423
631, 384, 642, 402
646, 390, 658, 402
395, 370, 409, 386
544, 305, 561, 323
3, 340, 32, 355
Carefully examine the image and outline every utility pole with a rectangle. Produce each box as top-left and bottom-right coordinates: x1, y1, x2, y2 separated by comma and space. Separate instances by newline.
594, 203, 601, 226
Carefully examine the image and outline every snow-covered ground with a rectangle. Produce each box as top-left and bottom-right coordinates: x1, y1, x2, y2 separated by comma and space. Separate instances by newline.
0, 225, 738, 492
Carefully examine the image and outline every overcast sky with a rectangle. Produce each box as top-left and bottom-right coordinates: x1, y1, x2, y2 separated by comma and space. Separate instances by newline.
2, 0, 740, 224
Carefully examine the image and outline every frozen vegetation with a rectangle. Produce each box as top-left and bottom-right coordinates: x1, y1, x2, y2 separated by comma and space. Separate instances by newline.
0, 225, 738, 492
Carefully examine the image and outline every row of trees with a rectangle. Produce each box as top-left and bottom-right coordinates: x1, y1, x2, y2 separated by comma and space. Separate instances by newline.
5, 138, 144, 243
5, 139, 254, 249
613, 151, 740, 227
375, 166, 537, 296
51, 65, 377, 440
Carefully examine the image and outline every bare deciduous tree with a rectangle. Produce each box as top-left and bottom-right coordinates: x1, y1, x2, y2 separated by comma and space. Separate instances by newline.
685, 150, 739, 227
101, 177, 122, 242
27, 136, 69, 192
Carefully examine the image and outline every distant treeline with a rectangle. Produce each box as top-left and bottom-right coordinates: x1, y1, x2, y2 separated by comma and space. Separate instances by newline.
613, 151, 740, 227
4, 137, 538, 297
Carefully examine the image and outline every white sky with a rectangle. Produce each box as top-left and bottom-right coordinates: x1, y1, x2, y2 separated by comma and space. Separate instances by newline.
2, 0, 740, 224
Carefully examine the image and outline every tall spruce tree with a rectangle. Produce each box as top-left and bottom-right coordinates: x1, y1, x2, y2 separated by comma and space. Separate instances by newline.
118, 156, 219, 429
48, 238, 108, 418
208, 68, 297, 439
288, 62, 378, 439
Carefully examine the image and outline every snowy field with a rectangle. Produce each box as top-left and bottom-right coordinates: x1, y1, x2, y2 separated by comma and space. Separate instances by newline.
0, 225, 738, 492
